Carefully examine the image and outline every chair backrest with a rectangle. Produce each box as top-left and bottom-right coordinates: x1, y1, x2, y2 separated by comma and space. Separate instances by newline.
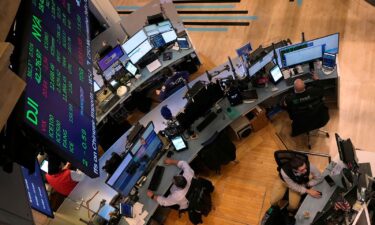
287, 94, 329, 136
274, 150, 308, 173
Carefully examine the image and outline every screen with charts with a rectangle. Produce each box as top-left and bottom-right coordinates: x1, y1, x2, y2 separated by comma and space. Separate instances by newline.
21, 161, 54, 218
14, 0, 99, 177
276, 33, 339, 68
162, 30, 177, 44
97, 45, 124, 71
151, 34, 166, 48
284, 45, 323, 67
106, 122, 162, 196
122, 29, 148, 54
128, 40, 153, 64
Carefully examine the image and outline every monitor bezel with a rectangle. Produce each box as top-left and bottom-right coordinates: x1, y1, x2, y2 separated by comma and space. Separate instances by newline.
128, 39, 153, 64
97, 45, 124, 72
269, 64, 284, 84
121, 29, 148, 54
276, 32, 340, 68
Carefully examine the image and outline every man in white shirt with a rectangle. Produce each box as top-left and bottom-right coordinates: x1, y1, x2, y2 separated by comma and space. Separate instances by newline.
147, 158, 194, 210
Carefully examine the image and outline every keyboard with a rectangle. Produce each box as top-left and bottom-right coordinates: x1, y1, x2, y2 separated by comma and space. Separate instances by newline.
148, 165, 165, 191
285, 72, 312, 86
196, 111, 217, 132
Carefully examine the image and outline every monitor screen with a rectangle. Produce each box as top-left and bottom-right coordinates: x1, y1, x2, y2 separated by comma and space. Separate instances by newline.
40, 159, 49, 173
21, 161, 54, 218
125, 61, 138, 76
151, 34, 166, 48
128, 40, 153, 64
93, 81, 101, 92
16, 0, 99, 177
322, 52, 336, 68
97, 45, 124, 71
335, 133, 358, 171
269, 65, 283, 83
284, 45, 323, 67
122, 29, 148, 54
144, 24, 159, 36
106, 153, 133, 187
248, 51, 274, 76
158, 20, 172, 27
171, 136, 187, 151
177, 37, 189, 49
162, 30, 177, 44
276, 33, 339, 68
107, 122, 161, 196
98, 204, 116, 221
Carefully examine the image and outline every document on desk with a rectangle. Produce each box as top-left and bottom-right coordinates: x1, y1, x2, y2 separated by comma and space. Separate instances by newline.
124, 202, 148, 225
146, 59, 162, 73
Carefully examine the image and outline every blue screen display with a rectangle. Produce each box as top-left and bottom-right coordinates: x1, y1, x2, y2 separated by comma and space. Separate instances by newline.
22, 0, 99, 177
21, 161, 54, 218
98, 46, 124, 71
106, 122, 162, 196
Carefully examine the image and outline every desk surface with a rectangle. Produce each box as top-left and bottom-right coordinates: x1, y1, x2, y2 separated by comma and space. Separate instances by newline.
95, 47, 196, 124
296, 150, 375, 225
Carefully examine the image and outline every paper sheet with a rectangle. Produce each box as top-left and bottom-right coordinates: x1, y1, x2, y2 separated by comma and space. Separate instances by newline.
146, 59, 162, 73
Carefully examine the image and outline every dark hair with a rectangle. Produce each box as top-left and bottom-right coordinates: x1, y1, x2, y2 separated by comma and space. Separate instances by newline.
289, 157, 305, 170
173, 175, 187, 188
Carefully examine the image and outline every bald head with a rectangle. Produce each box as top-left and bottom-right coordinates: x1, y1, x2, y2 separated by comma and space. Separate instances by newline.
294, 79, 305, 93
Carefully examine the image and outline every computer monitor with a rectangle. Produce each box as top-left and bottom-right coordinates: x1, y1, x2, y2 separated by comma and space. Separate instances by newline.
269, 65, 283, 84
161, 30, 177, 44
128, 40, 153, 64
144, 24, 159, 36
276, 33, 339, 68
97, 45, 124, 72
322, 52, 336, 69
121, 29, 148, 54
93, 81, 101, 92
125, 61, 138, 76
106, 153, 133, 187
248, 51, 275, 76
335, 133, 359, 171
177, 37, 189, 49
107, 122, 162, 197
170, 135, 188, 151
157, 20, 172, 33
21, 161, 54, 218
283, 45, 323, 67
151, 33, 166, 48
98, 204, 117, 222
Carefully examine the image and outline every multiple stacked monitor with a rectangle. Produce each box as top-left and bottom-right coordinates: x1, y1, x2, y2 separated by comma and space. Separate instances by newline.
246, 33, 339, 82
95, 20, 188, 91
105, 122, 163, 197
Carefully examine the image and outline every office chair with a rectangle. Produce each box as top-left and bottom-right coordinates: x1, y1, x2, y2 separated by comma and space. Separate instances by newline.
286, 97, 330, 149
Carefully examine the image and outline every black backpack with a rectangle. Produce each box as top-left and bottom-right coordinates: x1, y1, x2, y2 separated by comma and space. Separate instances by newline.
186, 177, 214, 224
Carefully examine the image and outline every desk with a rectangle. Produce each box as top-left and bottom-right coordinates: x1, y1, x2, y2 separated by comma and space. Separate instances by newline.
51, 56, 338, 224
296, 150, 375, 225
95, 47, 197, 124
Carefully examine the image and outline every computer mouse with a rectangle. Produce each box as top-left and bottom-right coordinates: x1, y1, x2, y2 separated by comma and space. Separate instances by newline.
166, 151, 174, 158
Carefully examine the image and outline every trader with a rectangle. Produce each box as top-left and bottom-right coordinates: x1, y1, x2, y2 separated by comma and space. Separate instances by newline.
46, 162, 84, 197
284, 73, 322, 110
270, 157, 322, 213
147, 158, 194, 210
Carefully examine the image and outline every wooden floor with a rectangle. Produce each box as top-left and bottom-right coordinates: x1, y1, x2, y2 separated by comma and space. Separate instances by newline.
109, 0, 375, 224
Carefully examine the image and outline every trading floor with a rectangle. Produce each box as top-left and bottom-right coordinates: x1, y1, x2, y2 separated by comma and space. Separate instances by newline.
105, 1, 375, 225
